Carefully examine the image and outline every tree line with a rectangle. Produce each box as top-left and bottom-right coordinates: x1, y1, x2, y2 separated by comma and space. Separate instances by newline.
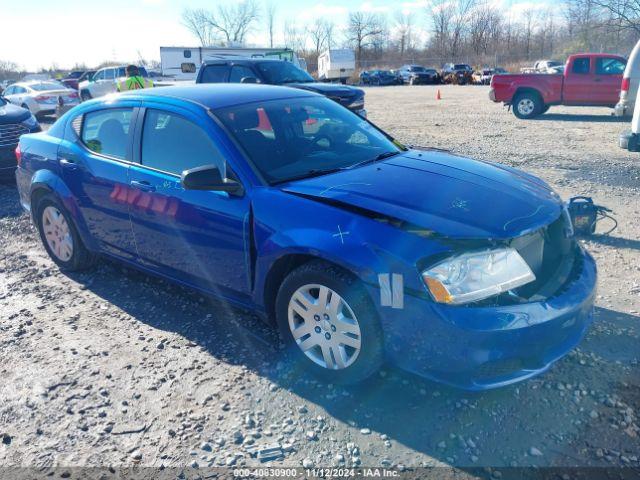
182, 0, 639, 72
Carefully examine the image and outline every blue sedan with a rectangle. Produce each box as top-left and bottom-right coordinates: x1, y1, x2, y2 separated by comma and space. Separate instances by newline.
15, 84, 596, 389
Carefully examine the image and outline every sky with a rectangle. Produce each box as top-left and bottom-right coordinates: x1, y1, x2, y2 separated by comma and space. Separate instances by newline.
0, 0, 554, 71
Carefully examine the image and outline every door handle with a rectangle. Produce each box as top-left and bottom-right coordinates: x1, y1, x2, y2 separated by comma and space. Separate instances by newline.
59, 158, 78, 170
130, 180, 156, 192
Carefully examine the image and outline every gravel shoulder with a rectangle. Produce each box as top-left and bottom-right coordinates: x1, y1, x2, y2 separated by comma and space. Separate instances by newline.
0, 86, 638, 473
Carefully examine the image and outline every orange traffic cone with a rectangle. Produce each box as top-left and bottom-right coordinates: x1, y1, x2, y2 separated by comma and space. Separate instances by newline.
436, 89, 442, 100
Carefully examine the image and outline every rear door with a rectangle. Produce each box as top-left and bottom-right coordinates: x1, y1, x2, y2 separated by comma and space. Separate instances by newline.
594, 56, 626, 105
127, 103, 251, 297
563, 56, 594, 105
58, 105, 139, 260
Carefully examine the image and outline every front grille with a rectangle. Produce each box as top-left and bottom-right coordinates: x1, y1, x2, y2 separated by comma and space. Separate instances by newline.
0, 123, 29, 148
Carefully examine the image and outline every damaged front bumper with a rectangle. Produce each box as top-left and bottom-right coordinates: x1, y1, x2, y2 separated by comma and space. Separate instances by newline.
377, 247, 597, 391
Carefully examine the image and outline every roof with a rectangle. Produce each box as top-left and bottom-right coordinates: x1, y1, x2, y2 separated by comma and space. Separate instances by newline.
121, 83, 320, 110
202, 57, 284, 65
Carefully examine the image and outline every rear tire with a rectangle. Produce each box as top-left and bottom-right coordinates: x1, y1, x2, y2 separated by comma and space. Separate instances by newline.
513, 92, 542, 119
34, 194, 96, 271
80, 90, 92, 102
275, 260, 384, 384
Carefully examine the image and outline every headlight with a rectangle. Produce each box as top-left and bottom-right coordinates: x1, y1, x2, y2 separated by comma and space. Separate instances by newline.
22, 114, 38, 129
422, 248, 535, 305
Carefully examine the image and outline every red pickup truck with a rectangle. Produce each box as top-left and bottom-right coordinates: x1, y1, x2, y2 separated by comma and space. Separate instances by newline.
490, 53, 627, 119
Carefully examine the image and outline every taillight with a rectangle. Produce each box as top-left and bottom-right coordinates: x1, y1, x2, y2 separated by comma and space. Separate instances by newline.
622, 78, 630, 92
15, 145, 22, 166
69, 92, 79, 98
35, 95, 51, 102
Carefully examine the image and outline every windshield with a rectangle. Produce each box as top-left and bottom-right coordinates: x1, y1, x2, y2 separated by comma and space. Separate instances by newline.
30, 82, 65, 91
216, 97, 401, 184
455, 64, 470, 70
409, 66, 425, 72
256, 61, 314, 84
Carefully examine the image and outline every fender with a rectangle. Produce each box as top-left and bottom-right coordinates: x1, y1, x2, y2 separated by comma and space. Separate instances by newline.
29, 169, 98, 251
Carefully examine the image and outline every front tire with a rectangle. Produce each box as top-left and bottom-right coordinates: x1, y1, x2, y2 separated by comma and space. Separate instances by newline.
35, 194, 96, 271
275, 260, 384, 384
513, 92, 542, 119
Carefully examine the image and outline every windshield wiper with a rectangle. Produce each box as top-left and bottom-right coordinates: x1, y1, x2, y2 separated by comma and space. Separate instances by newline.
273, 167, 344, 185
345, 151, 401, 170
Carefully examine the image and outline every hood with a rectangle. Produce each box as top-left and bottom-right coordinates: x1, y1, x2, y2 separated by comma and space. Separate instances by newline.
281, 150, 563, 240
0, 101, 31, 123
286, 82, 363, 98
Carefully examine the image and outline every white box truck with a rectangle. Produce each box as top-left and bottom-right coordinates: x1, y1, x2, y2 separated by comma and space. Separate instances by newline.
160, 47, 305, 81
317, 49, 356, 84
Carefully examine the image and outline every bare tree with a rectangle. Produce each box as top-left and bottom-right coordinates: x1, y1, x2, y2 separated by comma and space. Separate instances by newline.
429, 0, 454, 58
592, 0, 640, 34
182, 1, 260, 47
309, 20, 334, 56
265, 2, 276, 48
395, 12, 414, 57
283, 20, 308, 53
182, 8, 219, 46
347, 12, 386, 66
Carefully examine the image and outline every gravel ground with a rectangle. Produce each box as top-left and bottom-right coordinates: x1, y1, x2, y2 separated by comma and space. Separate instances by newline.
0, 85, 638, 475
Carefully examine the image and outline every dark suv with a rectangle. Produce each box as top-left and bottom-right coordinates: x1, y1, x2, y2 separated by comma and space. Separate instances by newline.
196, 58, 366, 116
0, 96, 40, 180
399, 65, 440, 85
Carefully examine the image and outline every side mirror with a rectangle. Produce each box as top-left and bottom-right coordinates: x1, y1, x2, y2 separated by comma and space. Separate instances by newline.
181, 164, 243, 195
240, 77, 258, 84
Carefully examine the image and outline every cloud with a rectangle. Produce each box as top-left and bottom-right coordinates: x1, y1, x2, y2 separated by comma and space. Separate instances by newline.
360, 1, 391, 13
298, 3, 349, 21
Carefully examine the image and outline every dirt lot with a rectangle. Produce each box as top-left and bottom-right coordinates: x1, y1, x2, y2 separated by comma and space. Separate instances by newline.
0, 85, 639, 476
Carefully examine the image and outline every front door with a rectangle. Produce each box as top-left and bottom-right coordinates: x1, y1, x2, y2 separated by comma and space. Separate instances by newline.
58, 106, 139, 260
127, 106, 251, 298
563, 56, 594, 105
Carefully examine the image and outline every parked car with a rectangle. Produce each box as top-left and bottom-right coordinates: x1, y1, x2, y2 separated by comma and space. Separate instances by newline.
620, 87, 640, 152
521, 60, 564, 74
196, 58, 366, 116
490, 53, 627, 119
0, 96, 40, 179
442, 63, 473, 85
473, 69, 495, 85
359, 70, 401, 86
61, 70, 96, 91
398, 65, 440, 85
15, 84, 596, 389
2, 81, 79, 119
78, 66, 149, 101
615, 39, 640, 117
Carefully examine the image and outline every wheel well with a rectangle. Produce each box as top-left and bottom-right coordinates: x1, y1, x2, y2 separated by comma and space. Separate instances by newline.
262, 254, 357, 324
514, 87, 543, 103
30, 187, 50, 215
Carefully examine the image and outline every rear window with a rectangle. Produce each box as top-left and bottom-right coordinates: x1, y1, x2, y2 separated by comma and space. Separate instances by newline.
572, 58, 591, 74
81, 108, 133, 160
31, 82, 64, 91
200, 64, 230, 83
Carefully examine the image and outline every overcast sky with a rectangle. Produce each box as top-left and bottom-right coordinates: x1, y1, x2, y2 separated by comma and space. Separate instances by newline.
1, 0, 552, 71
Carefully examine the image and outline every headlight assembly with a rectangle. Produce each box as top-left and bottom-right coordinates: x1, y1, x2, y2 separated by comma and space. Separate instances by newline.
422, 248, 535, 305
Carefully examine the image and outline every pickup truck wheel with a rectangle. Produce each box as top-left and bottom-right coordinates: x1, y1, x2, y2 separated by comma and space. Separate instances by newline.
541, 105, 550, 114
276, 260, 384, 384
513, 93, 542, 119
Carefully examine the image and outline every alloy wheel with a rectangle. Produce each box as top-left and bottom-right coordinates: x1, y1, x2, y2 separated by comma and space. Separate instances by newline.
517, 98, 535, 117
42, 206, 73, 262
287, 284, 362, 370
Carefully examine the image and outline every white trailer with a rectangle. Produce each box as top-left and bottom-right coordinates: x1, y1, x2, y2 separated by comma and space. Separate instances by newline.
160, 47, 305, 81
317, 49, 355, 84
